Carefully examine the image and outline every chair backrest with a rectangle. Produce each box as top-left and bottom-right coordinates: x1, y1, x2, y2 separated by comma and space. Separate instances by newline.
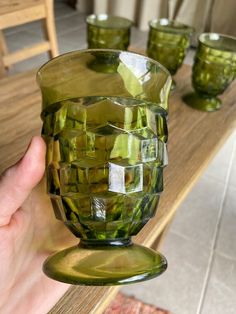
0, 0, 58, 75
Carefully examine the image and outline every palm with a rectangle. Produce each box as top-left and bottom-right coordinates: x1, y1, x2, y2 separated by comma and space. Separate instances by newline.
0, 137, 76, 314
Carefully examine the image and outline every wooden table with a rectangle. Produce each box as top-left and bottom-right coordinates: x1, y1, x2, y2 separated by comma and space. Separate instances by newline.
0, 65, 236, 313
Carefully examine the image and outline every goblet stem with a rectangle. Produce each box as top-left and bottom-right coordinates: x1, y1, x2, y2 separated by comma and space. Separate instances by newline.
80, 237, 132, 248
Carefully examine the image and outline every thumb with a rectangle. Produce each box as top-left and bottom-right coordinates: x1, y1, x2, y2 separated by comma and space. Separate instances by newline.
0, 136, 46, 226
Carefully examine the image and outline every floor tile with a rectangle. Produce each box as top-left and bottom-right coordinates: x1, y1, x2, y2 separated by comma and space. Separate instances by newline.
228, 142, 236, 188
4, 29, 48, 73
201, 252, 236, 314
215, 185, 236, 259
170, 175, 225, 248
55, 0, 68, 9
122, 231, 210, 314
203, 130, 236, 183
58, 26, 87, 53
55, 3, 78, 19
9, 53, 49, 74
5, 30, 44, 52
184, 48, 196, 65
24, 21, 48, 37
229, 163, 236, 188
55, 13, 86, 35
130, 28, 148, 50
3, 21, 40, 36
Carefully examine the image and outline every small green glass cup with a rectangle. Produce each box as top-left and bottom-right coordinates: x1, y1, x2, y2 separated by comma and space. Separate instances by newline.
37, 49, 172, 286
86, 14, 132, 50
147, 18, 194, 89
183, 33, 236, 111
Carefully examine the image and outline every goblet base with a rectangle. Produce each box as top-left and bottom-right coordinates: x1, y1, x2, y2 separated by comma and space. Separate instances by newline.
183, 92, 221, 111
43, 239, 167, 286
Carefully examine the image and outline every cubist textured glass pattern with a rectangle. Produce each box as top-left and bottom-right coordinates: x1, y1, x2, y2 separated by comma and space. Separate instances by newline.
147, 19, 193, 76
87, 14, 132, 50
42, 96, 167, 240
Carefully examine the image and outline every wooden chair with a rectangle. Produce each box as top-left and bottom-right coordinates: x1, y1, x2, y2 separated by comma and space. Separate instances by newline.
0, 0, 58, 75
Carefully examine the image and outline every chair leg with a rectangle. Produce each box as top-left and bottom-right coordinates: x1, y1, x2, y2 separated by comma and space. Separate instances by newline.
0, 30, 8, 55
43, 0, 59, 58
0, 30, 8, 75
0, 56, 6, 77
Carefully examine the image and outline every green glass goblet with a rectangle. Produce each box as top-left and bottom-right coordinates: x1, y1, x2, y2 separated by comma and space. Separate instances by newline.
147, 18, 194, 89
183, 33, 236, 111
37, 49, 172, 286
86, 14, 132, 50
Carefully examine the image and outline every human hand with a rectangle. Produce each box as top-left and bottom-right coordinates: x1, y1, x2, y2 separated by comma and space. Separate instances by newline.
0, 136, 75, 314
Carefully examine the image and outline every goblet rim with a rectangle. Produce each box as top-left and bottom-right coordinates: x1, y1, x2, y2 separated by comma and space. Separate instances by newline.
86, 14, 133, 29
37, 48, 171, 81
148, 18, 194, 35
199, 32, 236, 53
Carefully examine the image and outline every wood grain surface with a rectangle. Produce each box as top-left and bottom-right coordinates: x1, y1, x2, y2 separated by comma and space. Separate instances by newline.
0, 65, 235, 314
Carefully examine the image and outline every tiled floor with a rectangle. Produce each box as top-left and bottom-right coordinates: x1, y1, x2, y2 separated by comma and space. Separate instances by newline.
3, 1, 236, 313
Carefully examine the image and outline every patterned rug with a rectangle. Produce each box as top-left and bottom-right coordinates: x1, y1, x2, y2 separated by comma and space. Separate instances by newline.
104, 292, 172, 314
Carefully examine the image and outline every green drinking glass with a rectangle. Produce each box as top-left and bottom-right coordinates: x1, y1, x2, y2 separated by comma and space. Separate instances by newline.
147, 18, 194, 89
86, 14, 132, 50
183, 33, 236, 111
37, 49, 172, 286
